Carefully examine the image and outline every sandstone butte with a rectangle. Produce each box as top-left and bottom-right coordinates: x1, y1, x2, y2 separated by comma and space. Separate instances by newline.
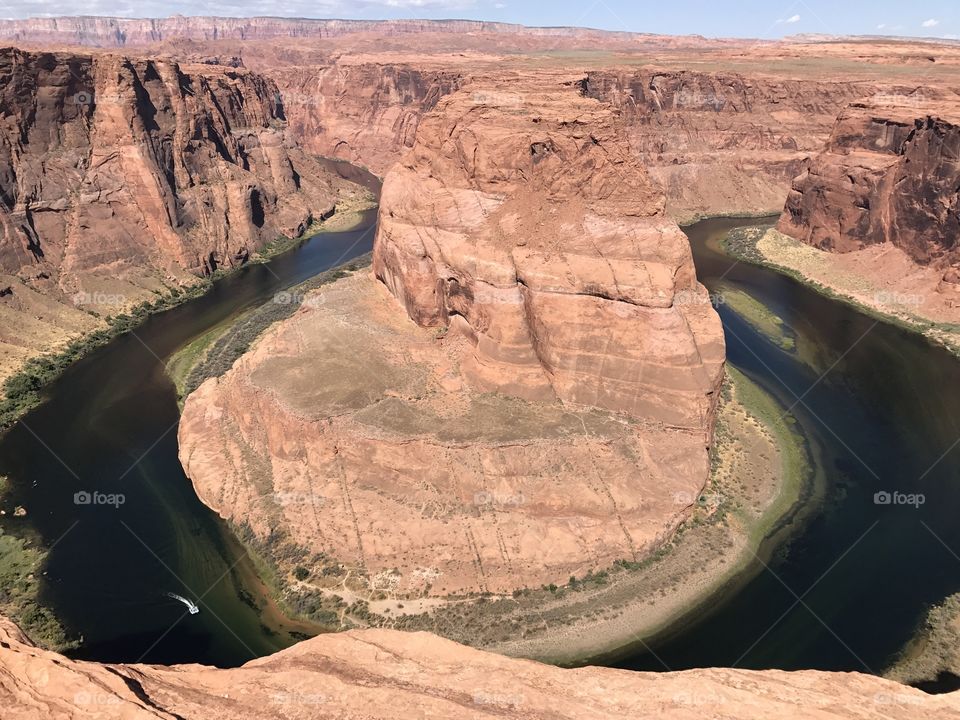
3, 617, 960, 720
779, 96, 960, 284
178, 75, 726, 598
0, 46, 363, 387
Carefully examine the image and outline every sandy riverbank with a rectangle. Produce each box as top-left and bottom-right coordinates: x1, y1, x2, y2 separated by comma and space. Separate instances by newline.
724, 227, 960, 357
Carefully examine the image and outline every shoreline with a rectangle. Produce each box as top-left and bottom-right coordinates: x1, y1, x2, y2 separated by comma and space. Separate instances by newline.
723, 225, 960, 359
371, 366, 817, 666
0, 202, 375, 651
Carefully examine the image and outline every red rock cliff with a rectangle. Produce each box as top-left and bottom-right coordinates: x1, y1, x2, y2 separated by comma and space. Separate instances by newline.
778, 97, 960, 267
373, 75, 725, 429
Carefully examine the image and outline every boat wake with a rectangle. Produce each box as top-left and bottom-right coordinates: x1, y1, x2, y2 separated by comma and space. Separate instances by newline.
166, 592, 200, 615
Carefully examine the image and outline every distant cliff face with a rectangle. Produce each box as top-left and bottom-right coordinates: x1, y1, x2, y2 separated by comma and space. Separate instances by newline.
0, 16, 668, 48
0, 46, 355, 387
274, 64, 464, 175
580, 70, 909, 219
0, 47, 343, 282
779, 98, 960, 267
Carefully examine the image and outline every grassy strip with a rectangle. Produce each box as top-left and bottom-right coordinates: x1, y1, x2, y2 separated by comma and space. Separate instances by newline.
173, 254, 373, 401
0, 280, 214, 430
719, 285, 796, 351
886, 593, 960, 685
723, 226, 960, 358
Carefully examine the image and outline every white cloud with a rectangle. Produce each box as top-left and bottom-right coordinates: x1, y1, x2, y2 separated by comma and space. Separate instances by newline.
922, 18, 939, 28
785, 14, 800, 23
876, 23, 886, 29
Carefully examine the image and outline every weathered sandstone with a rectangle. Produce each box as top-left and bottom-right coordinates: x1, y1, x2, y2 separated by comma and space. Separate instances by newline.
2, 617, 958, 719
778, 97, 960, 268
179, 78, 724, 602
373, 76, 725, 426
0, 47, 361, 385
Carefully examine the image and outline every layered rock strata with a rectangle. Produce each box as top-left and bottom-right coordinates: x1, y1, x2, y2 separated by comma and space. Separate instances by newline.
2, 617, 959, 719
179, 79, 724, 600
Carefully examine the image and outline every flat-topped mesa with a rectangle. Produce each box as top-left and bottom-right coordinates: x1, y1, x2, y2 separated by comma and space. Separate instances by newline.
373, 78, 725, 430
778, 96, 960, 269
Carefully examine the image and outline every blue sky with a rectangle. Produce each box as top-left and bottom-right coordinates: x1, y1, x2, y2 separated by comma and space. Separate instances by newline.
4, 0, 958, 39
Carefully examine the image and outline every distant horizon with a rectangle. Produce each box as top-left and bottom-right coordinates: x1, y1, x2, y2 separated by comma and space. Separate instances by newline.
1, 1, 957, 41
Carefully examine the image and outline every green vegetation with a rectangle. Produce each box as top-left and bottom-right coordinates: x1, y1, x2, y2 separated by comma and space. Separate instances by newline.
173, 254, 372, 401
723, 226, 960, 358
886, 593, 960, 685
719, 285, 796, 351
0, 279, 211, 430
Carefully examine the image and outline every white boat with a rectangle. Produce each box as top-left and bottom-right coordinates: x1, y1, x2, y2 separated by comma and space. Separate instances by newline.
166, 592, 200, 615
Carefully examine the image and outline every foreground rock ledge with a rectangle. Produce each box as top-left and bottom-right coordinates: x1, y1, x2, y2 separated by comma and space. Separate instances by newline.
1, 619, 956, 719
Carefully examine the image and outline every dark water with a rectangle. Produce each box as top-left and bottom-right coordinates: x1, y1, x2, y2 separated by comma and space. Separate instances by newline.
0, 161, 379, 667
617, 217, 960, 675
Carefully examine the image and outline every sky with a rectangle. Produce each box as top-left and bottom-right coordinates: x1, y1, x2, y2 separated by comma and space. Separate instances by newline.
2, 0, 958, 40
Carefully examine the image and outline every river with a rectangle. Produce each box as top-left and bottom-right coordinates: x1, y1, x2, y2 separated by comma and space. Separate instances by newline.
2, 211, 960, 675
617, 217, 960, 676
0, 161, 379, 667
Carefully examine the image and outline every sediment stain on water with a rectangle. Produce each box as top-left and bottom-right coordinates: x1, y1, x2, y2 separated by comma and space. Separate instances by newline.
0, 161, 379, 667
618, 217, 960, 674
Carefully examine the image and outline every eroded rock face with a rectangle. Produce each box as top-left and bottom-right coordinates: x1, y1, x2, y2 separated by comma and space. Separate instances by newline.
373, 77, 725, 429
778, 98, 960, 266
179, 78, 724, 600
581, 70, 911, 219
0, 47, 341, 284
2, 617, 958, 719
274, 63, 464, 175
